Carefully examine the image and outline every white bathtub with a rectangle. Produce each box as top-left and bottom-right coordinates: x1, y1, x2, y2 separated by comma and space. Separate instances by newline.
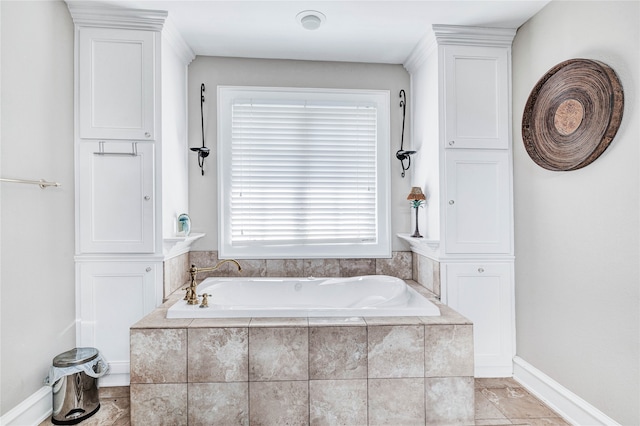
166, 275, 440, 318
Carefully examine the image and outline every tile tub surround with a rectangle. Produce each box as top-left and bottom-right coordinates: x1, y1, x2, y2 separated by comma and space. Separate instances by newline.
163, 252, 190, 297
412, 252, 441, 297
187, 251, 414, 281
129, 281, 474, 425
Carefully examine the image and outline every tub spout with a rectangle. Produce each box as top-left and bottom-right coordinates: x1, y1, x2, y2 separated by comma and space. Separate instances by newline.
184, 260, 242, 305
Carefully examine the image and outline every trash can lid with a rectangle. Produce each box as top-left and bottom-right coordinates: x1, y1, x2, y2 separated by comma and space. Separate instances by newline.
53, 347, 99, 367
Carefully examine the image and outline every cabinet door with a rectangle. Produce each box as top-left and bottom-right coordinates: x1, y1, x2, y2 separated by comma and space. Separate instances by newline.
445, 150, 511, 254
79, 27, 156, 140
444, 262, 514, 377
78, 141, 155, 253
77, 261, 160, 385
443, 45, 509, 149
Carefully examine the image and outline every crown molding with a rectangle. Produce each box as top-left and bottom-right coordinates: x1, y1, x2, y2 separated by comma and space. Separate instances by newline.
432, 24, 516, 47
66, 2, 167, 31
404, 24, 516, 73
163, 18, 196, 65
403, 30, 438, 74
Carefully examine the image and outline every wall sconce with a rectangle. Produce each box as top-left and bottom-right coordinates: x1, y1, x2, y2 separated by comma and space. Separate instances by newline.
396, 89, 416, 178
190, 83, 210, 176
407, 186, 426, 238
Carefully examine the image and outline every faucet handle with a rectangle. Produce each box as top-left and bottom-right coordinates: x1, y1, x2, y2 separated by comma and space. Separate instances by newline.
200, 294, 212, 308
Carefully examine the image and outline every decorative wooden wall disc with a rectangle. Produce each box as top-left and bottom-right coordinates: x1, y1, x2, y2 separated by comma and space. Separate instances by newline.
522, 59, 624, 171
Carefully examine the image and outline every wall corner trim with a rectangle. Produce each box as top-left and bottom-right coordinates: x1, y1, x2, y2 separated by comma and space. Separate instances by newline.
513, 356, 621, 426
0, 386, 51, 426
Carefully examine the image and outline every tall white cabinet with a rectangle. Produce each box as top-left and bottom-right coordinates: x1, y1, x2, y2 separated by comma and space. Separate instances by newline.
404, 25, 516, 377
68, 4, 194, 386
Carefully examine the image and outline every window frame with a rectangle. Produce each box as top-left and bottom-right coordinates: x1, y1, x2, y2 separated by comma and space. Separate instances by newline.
217, 85, 391, 259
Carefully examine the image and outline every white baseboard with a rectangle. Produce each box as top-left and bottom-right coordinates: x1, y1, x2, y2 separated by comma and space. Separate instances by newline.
0, 386, 51, 426
513, 356, 620, 426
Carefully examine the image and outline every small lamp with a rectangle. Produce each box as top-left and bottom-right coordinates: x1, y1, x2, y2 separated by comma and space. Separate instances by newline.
407, 187, 426, 238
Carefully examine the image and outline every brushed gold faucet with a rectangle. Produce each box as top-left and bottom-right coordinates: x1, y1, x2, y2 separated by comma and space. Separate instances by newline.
184, 259, 242, 305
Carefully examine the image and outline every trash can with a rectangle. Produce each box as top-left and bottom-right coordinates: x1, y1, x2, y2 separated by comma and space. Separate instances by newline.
45, 347, 108, 425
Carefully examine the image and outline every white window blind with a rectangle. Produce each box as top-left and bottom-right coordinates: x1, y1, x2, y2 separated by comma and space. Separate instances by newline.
218, 87, 390, 259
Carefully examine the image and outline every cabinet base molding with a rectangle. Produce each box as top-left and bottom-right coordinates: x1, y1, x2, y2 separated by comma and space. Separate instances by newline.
98, 361, 131, 387
513, 356, 620, 426
475, 364, 513, 378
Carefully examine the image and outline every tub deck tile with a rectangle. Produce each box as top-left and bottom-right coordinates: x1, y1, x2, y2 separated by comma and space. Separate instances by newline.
130, 308, 193, 329
419, 303, 473, 326
363, 316, 424, 326
308, 316, 366, 326
189, 317, 251, 328
249, 317, 309, 327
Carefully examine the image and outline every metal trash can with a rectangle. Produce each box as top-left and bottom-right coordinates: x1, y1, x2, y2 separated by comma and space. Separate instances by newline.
50, 348, 103, 425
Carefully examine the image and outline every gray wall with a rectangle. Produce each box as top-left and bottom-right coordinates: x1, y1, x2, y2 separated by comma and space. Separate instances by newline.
187, 57, 413, 253
0, 0, 76, 415
512, 1, 639, 424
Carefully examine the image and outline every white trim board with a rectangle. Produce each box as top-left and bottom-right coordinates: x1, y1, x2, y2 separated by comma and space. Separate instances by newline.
0, 386, 51, 426
513, 356, 620, 426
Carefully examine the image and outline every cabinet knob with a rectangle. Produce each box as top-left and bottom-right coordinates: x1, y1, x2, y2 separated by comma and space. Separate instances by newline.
145, 132, 151, 138
478, 267, 485, 273
146, 267, 152, 272
449, 140, 455, 146
449, 200, 455, 205
144, 195, 151, 201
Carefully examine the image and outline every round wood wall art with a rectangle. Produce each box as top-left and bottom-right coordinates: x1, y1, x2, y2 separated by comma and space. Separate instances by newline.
522, 58, 624, 171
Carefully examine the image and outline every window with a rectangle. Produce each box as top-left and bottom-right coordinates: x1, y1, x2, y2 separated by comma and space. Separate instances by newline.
218, 86, 390, 259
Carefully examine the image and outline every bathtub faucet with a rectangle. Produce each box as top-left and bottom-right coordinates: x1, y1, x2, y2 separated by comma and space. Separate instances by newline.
184, 259, 242, 305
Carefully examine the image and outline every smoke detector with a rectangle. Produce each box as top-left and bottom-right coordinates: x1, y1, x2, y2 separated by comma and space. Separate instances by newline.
296, 10, 326, 30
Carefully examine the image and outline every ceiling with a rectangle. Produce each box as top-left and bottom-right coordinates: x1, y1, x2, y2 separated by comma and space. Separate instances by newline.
99, 0, 550, 64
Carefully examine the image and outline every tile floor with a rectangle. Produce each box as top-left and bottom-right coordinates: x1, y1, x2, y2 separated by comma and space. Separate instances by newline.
39, 378, 569, 426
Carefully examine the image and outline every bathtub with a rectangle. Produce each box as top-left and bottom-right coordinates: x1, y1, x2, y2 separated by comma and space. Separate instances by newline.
166, 275, 440, 318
